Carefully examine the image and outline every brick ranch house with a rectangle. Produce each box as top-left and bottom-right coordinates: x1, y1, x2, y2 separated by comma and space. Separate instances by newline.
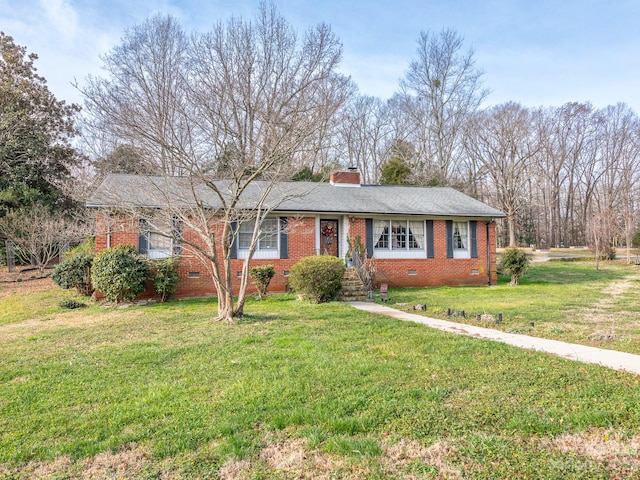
87, 170, 505, 297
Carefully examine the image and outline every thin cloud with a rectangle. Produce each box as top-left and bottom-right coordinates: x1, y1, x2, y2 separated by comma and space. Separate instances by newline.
39, 0, 80, 41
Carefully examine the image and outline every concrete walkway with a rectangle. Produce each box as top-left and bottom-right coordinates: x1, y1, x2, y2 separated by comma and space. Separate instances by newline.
348, 301, 640, 376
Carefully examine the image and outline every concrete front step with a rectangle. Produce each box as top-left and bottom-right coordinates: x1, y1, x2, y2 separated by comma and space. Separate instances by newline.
340, 267, 369, 302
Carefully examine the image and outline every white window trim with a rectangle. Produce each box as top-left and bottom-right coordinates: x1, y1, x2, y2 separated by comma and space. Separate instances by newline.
237, 217, 280, 259
237, 249, 279, 260
146, 232, 174, 259
373, 218, 426, 259
141, 219, 176, 259
374, 249, 427, 259
453, 221, 470, 259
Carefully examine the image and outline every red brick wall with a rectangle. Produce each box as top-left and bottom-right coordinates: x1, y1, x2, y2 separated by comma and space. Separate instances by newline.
183, 216, 318, 296
95, 214, 139, 251
93, 213, 499, 298
350, 218, 498, 289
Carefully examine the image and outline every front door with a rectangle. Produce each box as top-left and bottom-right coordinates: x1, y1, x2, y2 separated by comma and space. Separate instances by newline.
320, 219, 339, 257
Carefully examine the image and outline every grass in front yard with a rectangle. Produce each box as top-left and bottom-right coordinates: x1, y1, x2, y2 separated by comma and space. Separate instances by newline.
1, 279, 640, 478
387, 260, 640, 354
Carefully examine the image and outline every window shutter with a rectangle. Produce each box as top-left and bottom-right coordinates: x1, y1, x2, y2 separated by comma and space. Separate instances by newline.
365, 219, 374, 258
229, 220, 238, 259
470, 221, 478, 258
446, 220, 453, 258
172, 216, 183, 255
279, 217, 288, 259
426, 220, 434, 258
138, 219, 148, 255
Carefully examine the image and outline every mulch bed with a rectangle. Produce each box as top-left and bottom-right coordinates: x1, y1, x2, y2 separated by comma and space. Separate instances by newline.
0, 266, 52, 283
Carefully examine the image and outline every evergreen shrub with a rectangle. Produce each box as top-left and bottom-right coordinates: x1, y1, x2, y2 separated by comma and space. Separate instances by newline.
91, 244, 148, 303
151, 257, 180, 302
249, 264, 276, 300
52, 253, 95, 296
500, 247, 530, 286
289, 256, 346, 303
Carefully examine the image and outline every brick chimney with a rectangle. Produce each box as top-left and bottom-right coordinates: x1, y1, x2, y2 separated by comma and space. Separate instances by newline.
330, 166, 361, 187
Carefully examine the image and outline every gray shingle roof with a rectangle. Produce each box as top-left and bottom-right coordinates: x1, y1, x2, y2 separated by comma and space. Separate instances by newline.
86, 174, 505, 218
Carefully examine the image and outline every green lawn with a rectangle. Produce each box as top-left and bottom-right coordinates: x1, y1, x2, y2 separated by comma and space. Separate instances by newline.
1, 267, 640, 478
387, 260, 640, 354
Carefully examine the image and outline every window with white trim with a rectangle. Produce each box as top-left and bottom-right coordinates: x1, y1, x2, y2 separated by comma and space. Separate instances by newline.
374, 220, 424, 251
238, 218, 278, 251
139, 218, 180, 259
453, 221, 469, 258
147, 232, 173, 259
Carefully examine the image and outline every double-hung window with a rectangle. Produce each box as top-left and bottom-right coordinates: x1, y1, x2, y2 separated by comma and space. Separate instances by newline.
147, 232, 173, 259
139, 218, 181, 259
237, 217, 279, 258
373, 219, 425, 256
452, 221, 469, 258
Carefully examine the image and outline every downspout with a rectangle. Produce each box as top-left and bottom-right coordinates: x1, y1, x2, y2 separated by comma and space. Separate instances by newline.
106, 215, 111, 249
486, 221, 491, 286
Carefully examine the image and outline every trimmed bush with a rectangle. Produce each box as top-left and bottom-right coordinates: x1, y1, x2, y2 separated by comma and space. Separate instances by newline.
500, 247, 530, 286
249, 264, 276, 300
91, 244, 148, 303
151, 257, 180, 302
289, 256, 346, 303
52, 253, 95, 296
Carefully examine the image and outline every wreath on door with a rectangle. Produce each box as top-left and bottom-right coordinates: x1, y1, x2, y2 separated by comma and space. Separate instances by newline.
322, 223, 335, 247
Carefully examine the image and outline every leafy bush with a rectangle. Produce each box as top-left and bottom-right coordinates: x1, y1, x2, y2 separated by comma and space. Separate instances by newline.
249, 264, 276, 300
52, 253, 94, 296
500, 247, 530, 286
151, 257, 180, 302
59, 299, 87, 309
91, 244, 148, 303
289, 256, 346, 303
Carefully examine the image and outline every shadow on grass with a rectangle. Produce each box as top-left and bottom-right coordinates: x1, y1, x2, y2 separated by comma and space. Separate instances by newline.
155, 294, 292, 324
235, 313, 279, 324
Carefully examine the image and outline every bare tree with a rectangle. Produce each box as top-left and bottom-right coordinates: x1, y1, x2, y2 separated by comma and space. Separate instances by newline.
0, 205, 90, 273
82, 15, 189, 176
619, 176, 640, 263
463, 102, 539, 246
586, 206, 619, 270
535, 103, 598, 248
401, 29, 489, 185
81, 6, 350, 320
339, 95, 393, 183
600, 103, 640, 263
594, 103, 640, 261
462, 98, 640, 251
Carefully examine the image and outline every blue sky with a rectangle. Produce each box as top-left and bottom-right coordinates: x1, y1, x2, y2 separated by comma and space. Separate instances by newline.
2, 0, 640, 113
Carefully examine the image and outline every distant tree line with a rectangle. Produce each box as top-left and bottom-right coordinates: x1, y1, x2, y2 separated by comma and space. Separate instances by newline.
339, 96, 640, 257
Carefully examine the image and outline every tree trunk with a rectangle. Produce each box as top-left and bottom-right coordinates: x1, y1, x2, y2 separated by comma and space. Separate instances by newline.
508, 216, 517, 246
217, 290, 235, 321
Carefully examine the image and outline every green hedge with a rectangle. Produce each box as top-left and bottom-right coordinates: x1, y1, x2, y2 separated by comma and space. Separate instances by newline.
249, 264, 276, 300
52, 253, 95, 296
289, 256, 345, 303
91, 245, 148, 303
